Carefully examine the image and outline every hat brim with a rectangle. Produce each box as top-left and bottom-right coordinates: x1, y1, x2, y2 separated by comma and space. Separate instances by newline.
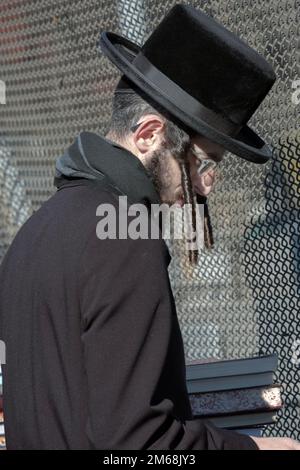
98, 32, 273, 164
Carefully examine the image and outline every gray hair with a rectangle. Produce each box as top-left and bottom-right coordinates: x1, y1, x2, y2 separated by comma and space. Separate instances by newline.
108, 86, 194, 158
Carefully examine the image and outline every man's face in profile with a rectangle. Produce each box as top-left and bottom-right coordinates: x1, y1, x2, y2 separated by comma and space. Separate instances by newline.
145, 134, 225, 206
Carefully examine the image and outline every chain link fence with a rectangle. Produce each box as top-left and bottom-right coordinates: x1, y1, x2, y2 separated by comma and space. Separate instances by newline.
0, 0, 299, 439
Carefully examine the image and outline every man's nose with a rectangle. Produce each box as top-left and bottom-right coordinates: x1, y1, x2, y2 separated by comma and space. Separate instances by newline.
192, 169, 216, 197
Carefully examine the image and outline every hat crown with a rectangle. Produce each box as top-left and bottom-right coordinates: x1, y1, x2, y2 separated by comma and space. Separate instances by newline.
137, 4, 276, 125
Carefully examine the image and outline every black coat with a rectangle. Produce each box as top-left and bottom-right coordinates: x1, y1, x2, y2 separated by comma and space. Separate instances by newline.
0, 132, 258, 449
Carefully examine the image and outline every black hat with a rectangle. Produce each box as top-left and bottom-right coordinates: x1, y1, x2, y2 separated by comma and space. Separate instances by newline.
99, 4, 276, 164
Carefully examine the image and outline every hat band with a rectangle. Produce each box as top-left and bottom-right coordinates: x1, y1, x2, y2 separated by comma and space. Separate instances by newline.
132, 52, 242, 137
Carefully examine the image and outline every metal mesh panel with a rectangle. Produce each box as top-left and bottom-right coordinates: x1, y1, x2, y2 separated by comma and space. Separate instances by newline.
0, 0, 299, 439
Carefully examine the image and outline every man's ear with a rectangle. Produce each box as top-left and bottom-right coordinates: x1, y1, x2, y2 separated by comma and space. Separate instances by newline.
133, 115, 165, 154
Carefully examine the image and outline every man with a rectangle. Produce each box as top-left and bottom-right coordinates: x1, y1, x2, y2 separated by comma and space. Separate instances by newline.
0, 4, 299, 450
